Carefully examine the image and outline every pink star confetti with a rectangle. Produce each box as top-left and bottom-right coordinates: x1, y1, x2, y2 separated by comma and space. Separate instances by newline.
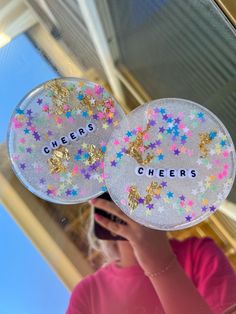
12, 118, 23, 129
63, 104, 70, 111
223, 150, 229, 158
120, 199, 126, 206
85, 88, 93, 95
94, 85, 104, 95
122, 136, 129, 143
187, 200, 193, 207
98, 112, 104, 119
68, 117, 74, 123
55, 116, 63, 124
19, 138, 26, 144
143, 133, 149, 140
42, 105, 49, 112
180, 146, 187, 153
30, 126, 36, 132
72, 165, 79, 175
136, 126, 142, 132
139, 146, 145, 153
125, 186, 131, 193
187, 149, 193, 157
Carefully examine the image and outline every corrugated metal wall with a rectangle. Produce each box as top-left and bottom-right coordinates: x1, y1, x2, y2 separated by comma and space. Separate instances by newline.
107, 0, 236, 141
28, 0, 106, 80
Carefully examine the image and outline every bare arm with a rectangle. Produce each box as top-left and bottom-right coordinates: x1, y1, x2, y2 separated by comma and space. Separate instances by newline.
142, 252, 213, 314
91, 198, 213, 314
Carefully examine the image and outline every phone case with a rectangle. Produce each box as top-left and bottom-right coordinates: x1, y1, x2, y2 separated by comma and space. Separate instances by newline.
94, 192, 127, 241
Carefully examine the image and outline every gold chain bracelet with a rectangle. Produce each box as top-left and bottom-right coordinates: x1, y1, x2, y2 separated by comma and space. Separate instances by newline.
144, 255, 177, 278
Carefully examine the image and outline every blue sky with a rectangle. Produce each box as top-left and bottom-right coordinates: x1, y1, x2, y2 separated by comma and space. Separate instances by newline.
0, 34, 70, 314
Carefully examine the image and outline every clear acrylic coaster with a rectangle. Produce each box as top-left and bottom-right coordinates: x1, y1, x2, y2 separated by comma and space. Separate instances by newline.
8, 78, 125, 204
104, 98, 236, 230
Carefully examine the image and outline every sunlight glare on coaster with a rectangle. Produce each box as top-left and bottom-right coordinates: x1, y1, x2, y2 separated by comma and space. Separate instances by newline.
8, 78, 125, 204
104, 98, 236, 230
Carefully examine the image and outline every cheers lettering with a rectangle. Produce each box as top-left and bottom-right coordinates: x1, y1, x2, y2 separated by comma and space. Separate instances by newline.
135, 166, 197, 178
42, 123, 96, 155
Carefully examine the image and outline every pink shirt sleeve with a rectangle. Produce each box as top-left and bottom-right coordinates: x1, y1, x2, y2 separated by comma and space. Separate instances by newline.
191, 237, 236, 314
66, 277, 90, 314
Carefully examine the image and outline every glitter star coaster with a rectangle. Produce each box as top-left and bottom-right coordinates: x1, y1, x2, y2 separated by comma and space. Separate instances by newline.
8, 78, 125, 204
104, 98, 236, 230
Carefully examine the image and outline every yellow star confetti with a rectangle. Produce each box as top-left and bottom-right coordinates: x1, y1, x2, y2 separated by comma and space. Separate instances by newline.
108, 112, 114, 118
156, 148, 163, 154
202, 199, 209, 205
102, 123, 109, 129
98, 176, 104, 183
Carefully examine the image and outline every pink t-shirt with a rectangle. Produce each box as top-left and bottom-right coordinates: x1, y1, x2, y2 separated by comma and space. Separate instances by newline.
67, 237, 236, 314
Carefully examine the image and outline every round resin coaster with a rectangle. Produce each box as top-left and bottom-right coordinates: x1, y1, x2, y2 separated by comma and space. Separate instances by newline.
104, 98, 236, 230
8, 78, 125, 204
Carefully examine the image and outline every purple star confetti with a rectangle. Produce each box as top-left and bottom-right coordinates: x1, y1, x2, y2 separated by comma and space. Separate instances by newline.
159, 126, 165, 133
110, 160, 117, 167
66, 189, 71, 196
174, 117, 181, 124
209, 205, 216, 212
138, 197, 145, 204
33, 131, 41, 141
174, 148, 180, 156
20, 163, 26, 170
80, 168, 86, 174
84, 173, 91, 180
149, 142, 156, 149
185, 215, 192, 222
37, 98, 43, 105
161, 181, 167, 188
107, 118, 113, 125
39, 178, 46, 184
149, 119, 156, 126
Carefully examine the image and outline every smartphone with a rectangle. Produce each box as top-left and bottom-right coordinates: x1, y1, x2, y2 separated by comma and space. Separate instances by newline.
94, 192, 127, 241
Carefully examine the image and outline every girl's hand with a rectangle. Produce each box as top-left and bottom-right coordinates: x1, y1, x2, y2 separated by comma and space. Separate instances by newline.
90, 198, 175, 273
